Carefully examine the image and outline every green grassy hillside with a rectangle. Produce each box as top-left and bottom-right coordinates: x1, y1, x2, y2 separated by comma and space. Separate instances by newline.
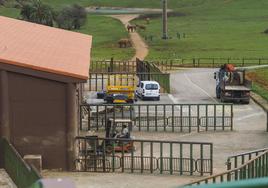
131, 0, 268, 59
2, 0, 268, 60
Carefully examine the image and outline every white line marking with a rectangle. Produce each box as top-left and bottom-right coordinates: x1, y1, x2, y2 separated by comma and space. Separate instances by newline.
168, 94, 178, 104
183, 73, 219, 103
235, 112, 264, 121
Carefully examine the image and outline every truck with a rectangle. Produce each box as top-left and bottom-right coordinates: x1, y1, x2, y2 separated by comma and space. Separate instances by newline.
214, 64, 252, 104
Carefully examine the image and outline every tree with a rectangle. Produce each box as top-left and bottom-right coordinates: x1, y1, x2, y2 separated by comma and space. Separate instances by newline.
20, 0, 54, 27
55, 4, 87, 30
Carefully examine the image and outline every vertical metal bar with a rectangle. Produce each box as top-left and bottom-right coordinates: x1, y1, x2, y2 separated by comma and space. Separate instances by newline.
200, 144, 204, 176
210, 144, 213, 175
121, 140, 125, 173
93, 138, 97, 172
102, 139, 106, 172
197, 105, 200, 132
155, 105, 158, 131
95, 74, 98, 91
190, 144, 193, 175
266, 111, 268, 132
147, 105, 149, 131
180, 105, 183, 132
150, 142, 153, 174
138, 105, 141, 131
164, 105, 166, 132
160, 142, 163, 174
89, 74, 92, 91
88, 105, 91, 131
188, 105, 191, 133
96, 105, 99, 131
141, 141, 144, 173
101, 74, 104, 90
112, 142, 115, 172
131, 141, 134, 173
104, 105, 107, 129
172, 105, 175, 132
79, 105, 82, 130
170, 143, 173, 175
222, 104, 225, 130
180, 143, 183, 175
231, 105, 234, 131
206, 105, 208, 131
214, 104, 216, 131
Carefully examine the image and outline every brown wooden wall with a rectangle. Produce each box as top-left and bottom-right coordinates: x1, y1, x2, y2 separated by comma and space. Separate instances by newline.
8, 72, 67, 170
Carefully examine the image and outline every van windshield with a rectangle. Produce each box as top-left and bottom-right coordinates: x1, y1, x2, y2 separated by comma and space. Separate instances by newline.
145, 84, 158, 90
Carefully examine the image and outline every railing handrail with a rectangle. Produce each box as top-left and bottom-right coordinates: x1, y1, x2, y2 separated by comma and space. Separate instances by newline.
81, 103, 233, 107
227, 147, 268, 160
75, 136, 213, 145
184, 150, 268, 186
88, 71, 170, 74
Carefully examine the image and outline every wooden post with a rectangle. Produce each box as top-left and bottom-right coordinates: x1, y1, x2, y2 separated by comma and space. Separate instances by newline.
66, 83, 78, 171
0, 70, 10, 141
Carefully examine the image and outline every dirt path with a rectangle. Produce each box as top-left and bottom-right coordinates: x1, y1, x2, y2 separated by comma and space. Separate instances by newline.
109, 15, 148, 61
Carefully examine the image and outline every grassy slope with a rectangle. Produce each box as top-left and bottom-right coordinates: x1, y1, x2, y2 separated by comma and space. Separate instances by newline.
78, 15, 134, 60
250, 68, 268, 101
131, 0, 268, 59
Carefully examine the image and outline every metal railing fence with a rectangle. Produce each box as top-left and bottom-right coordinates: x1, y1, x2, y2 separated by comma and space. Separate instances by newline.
0, 138, 41, 188
226, 148, 268, 170
184, 150, 268, 186
80, 103, 233, 133
75, 136, 213, 176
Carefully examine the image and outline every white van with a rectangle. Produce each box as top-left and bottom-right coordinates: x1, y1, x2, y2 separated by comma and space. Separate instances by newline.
136, 81, 160, 100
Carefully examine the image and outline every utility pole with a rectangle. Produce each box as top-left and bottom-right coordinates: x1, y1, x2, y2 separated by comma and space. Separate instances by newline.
162, 0, 168, 39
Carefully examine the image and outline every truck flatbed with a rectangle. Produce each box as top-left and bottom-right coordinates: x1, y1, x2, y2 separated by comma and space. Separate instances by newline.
225, 85, 251, 91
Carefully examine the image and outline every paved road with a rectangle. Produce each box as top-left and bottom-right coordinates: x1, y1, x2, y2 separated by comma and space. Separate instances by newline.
170, 68, 267, 172
45, 68, 268, 188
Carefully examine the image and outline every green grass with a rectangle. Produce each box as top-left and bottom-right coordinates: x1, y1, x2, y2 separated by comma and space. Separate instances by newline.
130, 0, 268, 60
3, 0, 268, 60
252, 84, 268, 101
250, 68, 268, 101
77, 15, 134, 60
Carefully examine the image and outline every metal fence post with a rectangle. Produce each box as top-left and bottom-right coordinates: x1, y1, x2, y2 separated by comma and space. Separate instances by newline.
266, 111, 268, 132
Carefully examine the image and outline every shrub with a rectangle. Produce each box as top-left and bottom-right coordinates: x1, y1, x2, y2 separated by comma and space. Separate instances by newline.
55, 4, 87, 30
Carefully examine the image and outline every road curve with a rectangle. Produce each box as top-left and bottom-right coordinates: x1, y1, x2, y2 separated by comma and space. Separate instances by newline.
108, 14, 149, 61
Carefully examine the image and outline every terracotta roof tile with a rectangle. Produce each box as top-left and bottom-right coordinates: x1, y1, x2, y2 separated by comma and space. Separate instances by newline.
0, 16, 92, 80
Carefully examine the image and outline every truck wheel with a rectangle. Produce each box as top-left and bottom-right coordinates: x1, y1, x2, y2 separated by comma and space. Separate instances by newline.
216, 88, 220, 99
156, 96, 160, 101
242, 100, 250, 105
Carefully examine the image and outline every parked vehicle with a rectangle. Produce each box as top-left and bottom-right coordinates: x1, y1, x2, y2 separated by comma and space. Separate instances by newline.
136, 81, 160, 100
214, 64, 252, 104
104, 85, 137, 103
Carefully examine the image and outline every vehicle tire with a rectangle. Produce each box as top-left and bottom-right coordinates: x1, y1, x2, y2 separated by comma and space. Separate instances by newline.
216, 90, 220, 99
156, 96, 160, 101
141, 95, 145, 101
242, 100, 250, 105
220, 92, 225, 103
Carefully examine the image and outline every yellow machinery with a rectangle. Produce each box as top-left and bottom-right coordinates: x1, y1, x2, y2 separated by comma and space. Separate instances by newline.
105, 85, 136, 103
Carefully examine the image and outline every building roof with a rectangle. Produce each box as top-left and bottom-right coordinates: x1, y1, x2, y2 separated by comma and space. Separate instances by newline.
0, 16, 92, 80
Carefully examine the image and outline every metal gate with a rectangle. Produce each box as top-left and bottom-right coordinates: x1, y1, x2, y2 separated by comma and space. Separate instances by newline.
80, 103, 233, 132
75, 137, 213, 176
